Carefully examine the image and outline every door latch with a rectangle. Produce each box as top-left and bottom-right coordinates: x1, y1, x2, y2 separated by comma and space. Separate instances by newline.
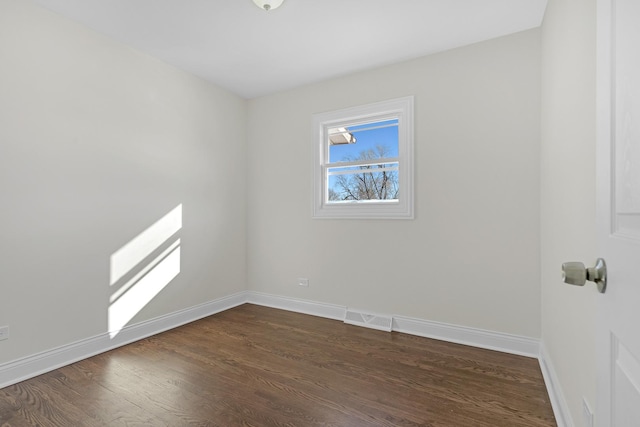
562, 258, 607, 293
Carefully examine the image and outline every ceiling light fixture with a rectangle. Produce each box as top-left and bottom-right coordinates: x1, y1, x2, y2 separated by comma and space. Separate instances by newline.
252, 0, 284, 11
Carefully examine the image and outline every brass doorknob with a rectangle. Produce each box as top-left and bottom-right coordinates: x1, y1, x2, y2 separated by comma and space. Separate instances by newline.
561, 258, 607, 293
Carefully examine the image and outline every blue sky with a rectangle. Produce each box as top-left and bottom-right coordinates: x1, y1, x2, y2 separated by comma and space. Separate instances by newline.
329, 119, 399, 163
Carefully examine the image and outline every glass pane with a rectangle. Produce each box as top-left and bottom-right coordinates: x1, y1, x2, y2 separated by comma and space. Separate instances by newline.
328, 170, 399, 202
328, 119, 398, 164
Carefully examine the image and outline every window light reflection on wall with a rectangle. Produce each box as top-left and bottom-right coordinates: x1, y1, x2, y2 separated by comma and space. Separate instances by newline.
108, 204, 182, 338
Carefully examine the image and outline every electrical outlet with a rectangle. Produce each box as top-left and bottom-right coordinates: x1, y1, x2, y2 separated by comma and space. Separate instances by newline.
582, 397, 594, 427
298, 278, 309, 287
0, 326, 9, 341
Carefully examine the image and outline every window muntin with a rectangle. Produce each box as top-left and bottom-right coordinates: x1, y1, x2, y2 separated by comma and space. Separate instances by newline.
312, 96, 414, 219
326, 118, 399, 203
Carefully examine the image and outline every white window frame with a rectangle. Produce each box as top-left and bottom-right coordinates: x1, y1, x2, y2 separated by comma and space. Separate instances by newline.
312, 96, 414, 219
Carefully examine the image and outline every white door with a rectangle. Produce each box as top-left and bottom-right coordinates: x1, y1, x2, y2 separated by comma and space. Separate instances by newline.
596, 0, 640, 425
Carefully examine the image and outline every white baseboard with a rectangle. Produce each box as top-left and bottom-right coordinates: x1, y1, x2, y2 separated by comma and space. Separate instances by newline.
245, 292, 540, 358
393, 315, 540, 358
0, 292, 246, 389
246, 291, 346, 321
538, 343, 573, 427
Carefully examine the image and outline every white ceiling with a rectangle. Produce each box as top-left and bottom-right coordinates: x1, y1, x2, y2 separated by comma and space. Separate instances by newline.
32, 0, 548, 99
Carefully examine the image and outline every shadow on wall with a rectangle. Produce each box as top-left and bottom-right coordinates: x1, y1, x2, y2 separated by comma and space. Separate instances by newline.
108, 204, 182, 338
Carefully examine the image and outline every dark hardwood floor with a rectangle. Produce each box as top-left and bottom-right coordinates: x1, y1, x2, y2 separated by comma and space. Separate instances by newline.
0, 304, 556, 426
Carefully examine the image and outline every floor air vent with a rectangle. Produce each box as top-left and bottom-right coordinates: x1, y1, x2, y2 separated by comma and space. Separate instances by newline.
344, 309, 393, 332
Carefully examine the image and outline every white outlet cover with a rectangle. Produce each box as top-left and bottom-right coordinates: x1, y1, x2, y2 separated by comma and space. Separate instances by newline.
298, 278, 309, 287
0, 326, 9, 341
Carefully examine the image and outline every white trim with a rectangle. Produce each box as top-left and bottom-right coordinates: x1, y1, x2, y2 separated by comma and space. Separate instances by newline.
538, 343, 574, 427
246, 291, 346, 321
393, 315, 540, 358
328, 157, 399, 169
0, 292, 246, 389
312, 96, 414, 219
246, 292, 540, 358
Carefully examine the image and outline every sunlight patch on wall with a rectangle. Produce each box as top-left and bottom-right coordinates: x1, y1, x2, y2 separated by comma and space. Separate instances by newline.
110, 204, 182, 286
108, 205, 182, 339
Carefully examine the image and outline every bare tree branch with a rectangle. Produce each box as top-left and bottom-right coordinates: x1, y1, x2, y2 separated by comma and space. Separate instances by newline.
329, 144, 398, 201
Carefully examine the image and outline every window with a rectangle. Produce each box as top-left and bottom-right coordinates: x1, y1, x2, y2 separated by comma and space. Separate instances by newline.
312, 96, 414, 219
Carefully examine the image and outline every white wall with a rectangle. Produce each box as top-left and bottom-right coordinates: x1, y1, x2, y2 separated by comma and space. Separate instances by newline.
0, 0, 247, 364
540, 0, 598, 424
247, 30, 542, 338
5, 6, 596, 423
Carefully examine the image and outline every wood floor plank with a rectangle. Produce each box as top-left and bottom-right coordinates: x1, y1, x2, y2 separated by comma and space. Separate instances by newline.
0, 304, 556, 426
